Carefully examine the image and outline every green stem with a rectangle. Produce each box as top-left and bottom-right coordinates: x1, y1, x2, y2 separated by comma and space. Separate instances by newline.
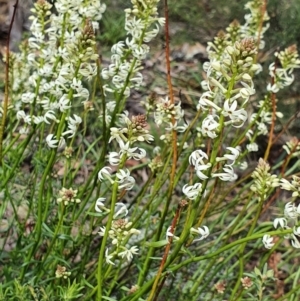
97, 181, 119, 301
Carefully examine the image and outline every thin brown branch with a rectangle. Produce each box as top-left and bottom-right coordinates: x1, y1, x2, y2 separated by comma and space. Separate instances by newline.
264, 60, 277, 161
256, 0, 267, 52
0, 0, 19, 166
163, 0, 178, 191
272, 110, 300, 145
147, 204, 182, 301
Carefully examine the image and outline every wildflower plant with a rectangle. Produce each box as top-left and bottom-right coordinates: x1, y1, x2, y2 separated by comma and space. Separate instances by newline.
1, 0, 300, 300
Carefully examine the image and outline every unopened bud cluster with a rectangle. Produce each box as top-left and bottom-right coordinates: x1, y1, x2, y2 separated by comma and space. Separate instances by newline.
99, 219, 140, 265
250, 158, 279, 200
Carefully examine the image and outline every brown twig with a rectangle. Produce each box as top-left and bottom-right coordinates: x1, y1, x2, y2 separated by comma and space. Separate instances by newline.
164, 0, 178, 188
146, 3, 179, 298
262, 141, 300, 214
153, 272, 169, 301
147, 204, 182, 301
272, 110, 300, 145
264, 59, 277, 161
0, 0, 19, 166
256, 0, 267, 52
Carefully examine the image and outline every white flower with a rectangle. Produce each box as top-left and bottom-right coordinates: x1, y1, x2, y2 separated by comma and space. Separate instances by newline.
16, 111, 31, 124
201, 115, 219, 139
239, 81, 255, 100
44, 110, 57, 124
195, 164, 211, 180
79, 63, 97, 80
216, 147, 240, 165
118, 246, 139, 261
113, 203, 128, 218
293, 226, 300, 237
223, 98, 248, 127
74, 87, 89, 101
98, 226, 106, 236
223, 99, 238, 118
182, 183, 203, 200
19, 127, 29, 135
105, 248, 115, 265
58, 94, 71, 112
165, 226, 178, 241
62, 114, 82, 138
33, 116, 44, 124
116, 169, 130, 182
280, 177, 300, 197
291, 234, 300, 248
21, 92, 35, 104
118, 176, 135, 190
224, 147, 240, 161
212, 164, 238, 181
189, 149, 212, 179
119, 140, 146, 161
143, 24, 159, 42
111, 41, 125, 55
95, 198, 107, 213
116, 169, 135, 190
190, 226, 210, 241
227, 109, 248, 128
284, 202, 297, 219
166, 226, 173, 239
246, 143, 259, 152
98, 167, 113, 182
189, 150, 209, 166
109, 127, 124, 143
273, 218, 287, 229
238, 161, 248, 170
262, 234, 274, 249
71, 78, 82, 90
198, 91, 221, 111
108, 152, 120, 166
46, 134, 59, 148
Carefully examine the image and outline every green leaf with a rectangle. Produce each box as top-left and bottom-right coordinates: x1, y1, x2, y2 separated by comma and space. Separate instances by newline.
145, 240, 168, 248
102, 297, 118, 301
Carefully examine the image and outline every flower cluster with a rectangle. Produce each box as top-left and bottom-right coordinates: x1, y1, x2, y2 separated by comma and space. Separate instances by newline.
267, 45, 300, 93
241, 0, 270, 49
281, 176, 300, 198
9, 0, 104, 149
262, 206, 300, 249
98, 113, 153, 190
99, 219, 140, 265
97, 112, 153, 265
283, 137, 300, 156
55, 265, 71, 279
198, 0, 274, 163
262, 176, 300, 249
247, 45, 300, 153
57, 187, 81, 205
197, 37, 259, 179
154, 97, 187, 141
250, 158, 280, 200
101, 0, 164, 102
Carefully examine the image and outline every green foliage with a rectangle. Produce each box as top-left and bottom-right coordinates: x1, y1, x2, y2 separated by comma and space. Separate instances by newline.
1, 0, 300, 301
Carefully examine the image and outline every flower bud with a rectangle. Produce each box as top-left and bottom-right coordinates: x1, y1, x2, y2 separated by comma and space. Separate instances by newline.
226, 46, 235, 56
242, 73, 252, 81
223, 58, 231, 67
211, 61, 222, 71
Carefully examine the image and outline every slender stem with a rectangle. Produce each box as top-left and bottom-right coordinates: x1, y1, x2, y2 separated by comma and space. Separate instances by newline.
97, 182, 118, 301
147, 204, 182, 301
121, 229, 291, 301
0, 0, 19, 165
